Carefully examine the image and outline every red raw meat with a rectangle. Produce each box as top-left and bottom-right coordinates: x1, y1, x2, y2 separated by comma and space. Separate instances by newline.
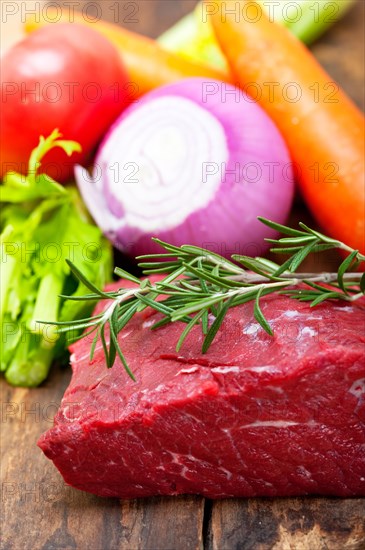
38, 280, 365, 499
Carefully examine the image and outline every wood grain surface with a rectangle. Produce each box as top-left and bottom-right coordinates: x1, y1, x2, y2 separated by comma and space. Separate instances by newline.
208, 498, 365, 550
1, 1, 364, 549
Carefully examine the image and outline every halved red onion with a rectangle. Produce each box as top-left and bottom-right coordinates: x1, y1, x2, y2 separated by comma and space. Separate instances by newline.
75, 78, 294, 258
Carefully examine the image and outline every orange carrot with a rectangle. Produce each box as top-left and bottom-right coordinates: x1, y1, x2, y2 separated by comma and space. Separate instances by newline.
210, 0, 364, 253
25, 12, 232, 98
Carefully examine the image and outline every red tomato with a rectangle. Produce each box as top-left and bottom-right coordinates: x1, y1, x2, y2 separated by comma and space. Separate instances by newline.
0, 24, 130, 182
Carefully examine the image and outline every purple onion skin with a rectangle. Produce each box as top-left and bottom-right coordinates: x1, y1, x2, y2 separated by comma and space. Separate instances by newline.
77, 78, 294, 259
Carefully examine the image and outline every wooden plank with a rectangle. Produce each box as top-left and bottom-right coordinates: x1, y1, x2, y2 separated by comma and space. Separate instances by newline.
0, 367, 204, 550
0, 368, 104, 550
118, 496, 204, 550
311, 0, 364, 110
207, 498, 365, 550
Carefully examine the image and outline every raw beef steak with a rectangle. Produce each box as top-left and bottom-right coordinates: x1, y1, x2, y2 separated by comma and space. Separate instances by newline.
38, 280, 365, 498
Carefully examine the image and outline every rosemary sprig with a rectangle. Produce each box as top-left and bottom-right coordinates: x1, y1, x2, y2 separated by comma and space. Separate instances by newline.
42, 218, 365, 377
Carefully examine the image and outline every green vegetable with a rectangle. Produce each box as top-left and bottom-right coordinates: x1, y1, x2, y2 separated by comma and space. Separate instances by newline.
47, 218, 364, 379
158, 0, 355, 69
287, 0, 355, 43
0, 130, 112, 386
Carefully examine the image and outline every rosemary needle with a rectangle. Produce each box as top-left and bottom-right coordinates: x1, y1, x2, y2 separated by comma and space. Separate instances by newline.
41, 218, 365, 378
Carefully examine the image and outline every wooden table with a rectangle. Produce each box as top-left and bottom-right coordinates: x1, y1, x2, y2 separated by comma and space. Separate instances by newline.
1, 2, 364, 549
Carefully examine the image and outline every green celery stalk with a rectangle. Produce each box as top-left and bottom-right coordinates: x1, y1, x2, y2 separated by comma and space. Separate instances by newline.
29, 271, 64, 340
158, 5, 227, 70
1, 313, 21, 372
5, 333, 55, 387
0, 254, 17, 322
289, 0, 355, 44
0, 227, 18, 321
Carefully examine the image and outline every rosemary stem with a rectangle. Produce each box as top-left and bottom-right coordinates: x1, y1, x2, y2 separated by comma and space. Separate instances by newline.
102, 288, 139, 322
303, 273, 362, 283
338, 242, 364, 258
229, 272, 363, 284
349, 292, 364, 302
